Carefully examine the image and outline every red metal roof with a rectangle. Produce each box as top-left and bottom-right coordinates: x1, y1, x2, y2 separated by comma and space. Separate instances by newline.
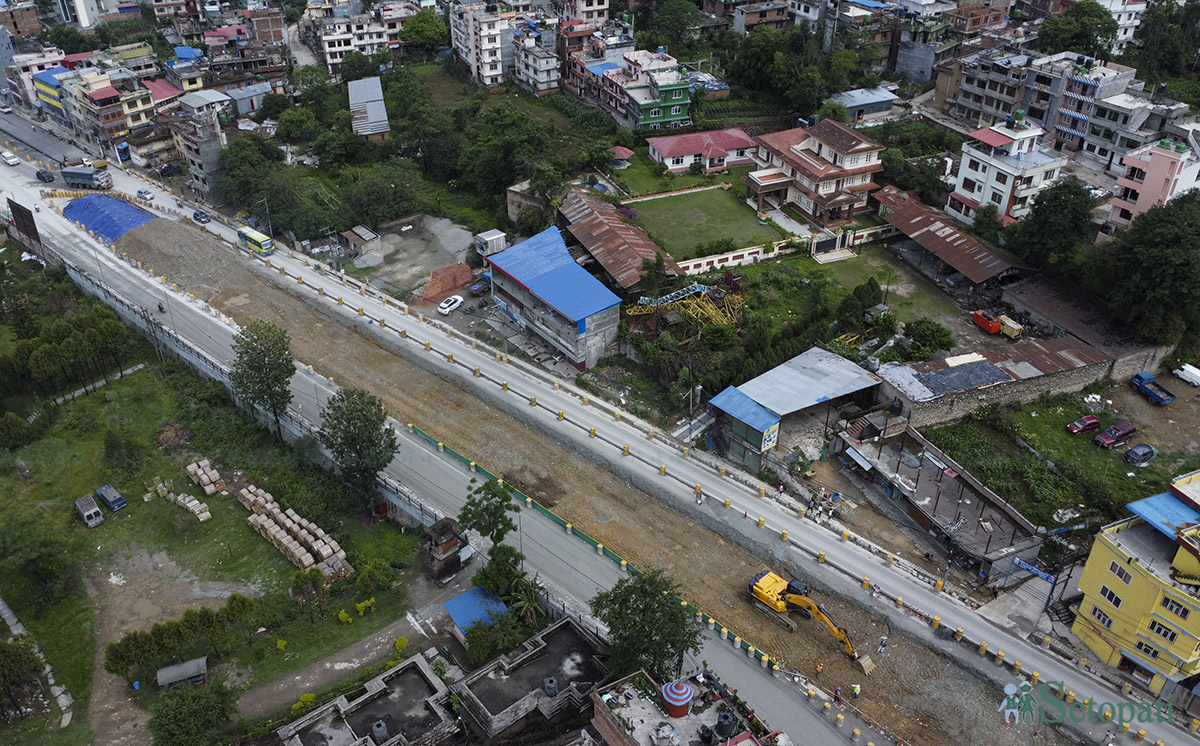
969, 126, 1014, 147
884, 202, 1017, 284
646, 128, 754, 159
142, 78, 183, 102
559, 189, 683, 291
87, 86, 120, 101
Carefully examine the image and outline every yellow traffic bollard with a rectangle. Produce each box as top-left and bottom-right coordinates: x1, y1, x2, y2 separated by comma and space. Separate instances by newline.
781, 529, 788, 542
695, 483, 702, 495
978, 641, 988, 656
895, 595, 903, 609
502, 381, 508, 391
932, 615, 940, 629
589, 427, 596, 438
955, 627, 964, 641
757, 516, 765, 528
936, 579, 944, 592
842, 529, 849, 542
379, 318, 385, 328
724, 497, 730, 509
1065, 691, 1075, 704
583, 396, 589, 406
1134, 729, 1145, 742
474, 366, 480, 376
530, 395, 536, 407
401, 329, 407, 338
836, 714, 844, 728
1031, 671, 1040, 685
558, 410, 564, 420
863, 576, 871, 589
887, 553, 894, 566
425, 341, 431, 351
615, 412, 622, 421
660, 464, 666, 475
818, 551, 826, 563
996, 650, 1005, 665
622, 444, 629, 456
720, 465, 727, 476
447, 352, 453, 363
759, 486, 766, 497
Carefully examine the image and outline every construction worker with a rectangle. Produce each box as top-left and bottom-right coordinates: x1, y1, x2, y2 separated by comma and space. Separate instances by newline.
815, 663, 824, 677
852, 683, 861, 700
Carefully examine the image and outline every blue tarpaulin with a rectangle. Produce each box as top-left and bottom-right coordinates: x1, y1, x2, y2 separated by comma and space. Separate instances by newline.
63, 195, 155, 243
1128, 493, 1200, 538
443, 587, 507, 631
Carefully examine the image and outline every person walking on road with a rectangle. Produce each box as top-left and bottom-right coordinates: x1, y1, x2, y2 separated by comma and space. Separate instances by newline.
992, 584, 1000, 601
815, 663, 823, 677
877, 636, 888, 654
852, 683, 860, 700
834, 687, 843, 707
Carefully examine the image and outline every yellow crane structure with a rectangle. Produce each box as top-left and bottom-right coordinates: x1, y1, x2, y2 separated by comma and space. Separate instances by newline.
624, 283, 744, 326
748, 570, 876, 674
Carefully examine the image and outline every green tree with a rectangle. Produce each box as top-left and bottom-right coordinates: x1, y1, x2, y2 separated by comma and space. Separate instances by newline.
0, 635, 42, 717
230, 320, 294, 438
1109, 191, 1200, 344
216, 134, 284, 206
275, 106, 320, 143
508, 574, 546, 626
458, 104, 554, 198
649, 0, 702, 52
640, 253, 673, 297
905, 317, 955, 359
515, 204, 547, 235
472, 544, 526, 595
1038, 0, 1118, 58
817, 100, 850, 124
319, 387, 399, 508
341, 159, 420, 228
1005, 179, 1096, 269
0, 512, 79, 604
971, 202, 1003, 244
257, 92, 292, 121
338, 51, 375, 83
458, 478, 519, 547
399, 8, 449, 59
591, 569, 703, 681
147, 682, 238, 746
292, 65, 335, 110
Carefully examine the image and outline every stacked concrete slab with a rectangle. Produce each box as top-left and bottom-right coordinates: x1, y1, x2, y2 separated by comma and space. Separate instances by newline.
185, 459, 223, 496
237, 484, 353, 580
165, 492, 211, 522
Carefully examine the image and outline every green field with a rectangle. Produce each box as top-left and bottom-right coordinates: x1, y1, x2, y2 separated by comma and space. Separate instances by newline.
632, 188, 784, 259
611, 154, 755, 197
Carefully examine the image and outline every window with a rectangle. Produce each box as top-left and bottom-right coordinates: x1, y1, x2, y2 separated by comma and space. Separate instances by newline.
649, 108, 661, 118
1091, 606, 1113, 629
1109, 561, 1132, 585
968, 158, 980, 172
1099, 584, 1123, 609
1148, 620, 1178, 643
673, 90, 682, 98
995, 172, 1008, 185
850, 155, 860, 165
990, 191, 1002, 204
962, 178, 977, 193
1136, 641, 1161, 660
672, 156, 684, 165
1161, 597, 1191, 621
671, 105, 682, 115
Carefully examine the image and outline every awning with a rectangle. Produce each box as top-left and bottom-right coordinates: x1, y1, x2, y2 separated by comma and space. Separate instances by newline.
845, 447, 873, 471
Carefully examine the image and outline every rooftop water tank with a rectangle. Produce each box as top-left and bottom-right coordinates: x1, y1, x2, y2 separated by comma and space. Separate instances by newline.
660, 681, 694, 718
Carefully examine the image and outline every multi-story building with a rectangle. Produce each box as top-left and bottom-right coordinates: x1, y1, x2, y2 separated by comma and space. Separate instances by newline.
788, 0, 826, 25
560, 18, 633, 103
558, 0, 607, 24
940, 49, 1034, 127
0, 2, 40, 39
449, 1, 513, 86
828, 0, 899, 72
744, 119, 885, 227
1109, 136, 1200, 228
895, 15, 956, 85
945, 115, 1067, 224
600, 49, 691, 130
1020, 52, 1137, 153
377, 2, 420, 50
704, 0, 749, 17
150, 0, 198, 20
304, 6, 388, 79
731, 1, 789, 34
32, 65, 73, 127
165, 58, 205, 94
108, 41, 159, 78
1072, 471, 1200, 698
893, 0, 954, 18
1079, 91, 1189, 171
167, 89, 232, 204
247, 5, 287, 44
73, 71, 133, 143
512, 25, 560, 96
1091, 0, 1146, 52
6, 46, 66, 109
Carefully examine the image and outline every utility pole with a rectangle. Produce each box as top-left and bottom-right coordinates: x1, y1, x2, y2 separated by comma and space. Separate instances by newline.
255, 197, 273, 239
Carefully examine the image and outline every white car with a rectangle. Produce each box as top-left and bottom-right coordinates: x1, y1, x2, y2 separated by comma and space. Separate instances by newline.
136, 189, 154, 200
0, 105, 12, 114
1, 151, 18, 166
437, 295, 464, 316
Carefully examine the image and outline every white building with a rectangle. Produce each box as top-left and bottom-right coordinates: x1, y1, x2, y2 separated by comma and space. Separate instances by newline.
1092, 0, 1145, 52
946, 115, 1068, 224
312, 13, 389, 78
511, 27, 559, 96
449, 2, 512, 87
558, 0, 606, 24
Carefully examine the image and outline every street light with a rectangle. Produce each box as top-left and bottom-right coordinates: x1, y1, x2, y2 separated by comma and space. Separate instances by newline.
683, 380, 702, 443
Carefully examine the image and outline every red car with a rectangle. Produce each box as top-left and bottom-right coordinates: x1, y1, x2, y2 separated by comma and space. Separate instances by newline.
1067, 415, 1101, 434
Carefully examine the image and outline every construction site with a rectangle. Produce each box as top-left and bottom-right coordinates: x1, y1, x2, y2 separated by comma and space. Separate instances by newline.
108, 217, 1083, 745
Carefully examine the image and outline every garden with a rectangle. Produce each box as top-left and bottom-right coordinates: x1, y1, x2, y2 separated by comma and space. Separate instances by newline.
609, 152, 756, 198
631, 187, 785, 259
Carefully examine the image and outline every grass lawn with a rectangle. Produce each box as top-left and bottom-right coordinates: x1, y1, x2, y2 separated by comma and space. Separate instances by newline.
820, 243, 961, 325
633, 187, 784, 259
612, 154, 754, 197
410, 63, 472, 109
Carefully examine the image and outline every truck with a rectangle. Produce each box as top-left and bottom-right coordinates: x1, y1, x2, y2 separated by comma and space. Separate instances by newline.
60, 166, 112, 190
75, 496, 105, 528
1129, 371, 1175, 405
96, 484, 127, 511
972, 310, 1023, 339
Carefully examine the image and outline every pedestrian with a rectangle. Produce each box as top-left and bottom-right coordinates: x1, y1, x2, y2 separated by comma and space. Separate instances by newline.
778, 482, 784, 494
992, 584, 1000, 601
815, 662, 824, 677
877, 636, 888, 654
834, 686, 843, 707
852, 683, 861, 700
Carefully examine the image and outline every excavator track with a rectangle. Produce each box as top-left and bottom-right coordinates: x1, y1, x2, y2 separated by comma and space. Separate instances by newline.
753, 598, 797, 632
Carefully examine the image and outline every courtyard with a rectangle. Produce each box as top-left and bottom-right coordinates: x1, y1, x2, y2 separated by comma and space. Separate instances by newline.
630, 187, 785, 260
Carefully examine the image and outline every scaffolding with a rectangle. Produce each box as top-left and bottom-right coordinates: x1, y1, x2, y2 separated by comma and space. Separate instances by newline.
625, 284, 744, 326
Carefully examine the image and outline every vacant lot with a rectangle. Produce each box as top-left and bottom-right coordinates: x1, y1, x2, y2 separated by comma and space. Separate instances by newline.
633, 187, 785, 259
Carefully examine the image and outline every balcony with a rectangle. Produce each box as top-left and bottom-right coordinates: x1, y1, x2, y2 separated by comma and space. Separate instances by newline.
744, 167, 791, 193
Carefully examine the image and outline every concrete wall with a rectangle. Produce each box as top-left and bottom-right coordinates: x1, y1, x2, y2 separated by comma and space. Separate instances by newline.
895, 40, 935, 85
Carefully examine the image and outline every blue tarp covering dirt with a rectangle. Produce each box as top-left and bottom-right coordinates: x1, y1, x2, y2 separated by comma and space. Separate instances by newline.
63, 195, 155, 243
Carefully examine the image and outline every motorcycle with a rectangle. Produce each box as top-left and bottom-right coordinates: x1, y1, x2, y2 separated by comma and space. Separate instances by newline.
157, 303, 165, 313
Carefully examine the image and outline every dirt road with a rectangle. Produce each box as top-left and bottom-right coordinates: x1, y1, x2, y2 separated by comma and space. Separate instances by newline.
113, 221, 1077, 745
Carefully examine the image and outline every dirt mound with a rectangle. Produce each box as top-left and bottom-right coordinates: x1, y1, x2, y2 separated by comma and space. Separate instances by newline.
155, 423, 194, 449
115, 219, 246, 300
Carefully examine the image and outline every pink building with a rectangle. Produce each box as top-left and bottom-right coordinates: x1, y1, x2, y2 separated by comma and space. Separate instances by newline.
646, 128, 756, 173
1109, 137, 1200, 229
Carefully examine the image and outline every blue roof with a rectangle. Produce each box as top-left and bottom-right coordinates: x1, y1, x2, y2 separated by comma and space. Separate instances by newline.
1129, 493, 1200, 538
587, 62, 620, 78
174, 46, 203, 60
443, 587, 507, 631
487, 227, 620, 323
32, 66, 68, 87
848, 0, 889, 7
709, 386, 780, 434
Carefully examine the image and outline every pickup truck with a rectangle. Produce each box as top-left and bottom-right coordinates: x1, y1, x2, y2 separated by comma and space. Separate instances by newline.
1129, 371, 1175, 406
61, 166, 112, 190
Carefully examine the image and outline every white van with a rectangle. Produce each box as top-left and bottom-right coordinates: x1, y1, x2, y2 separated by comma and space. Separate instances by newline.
1174, 363, 1200, 387
2, 151, 19, 166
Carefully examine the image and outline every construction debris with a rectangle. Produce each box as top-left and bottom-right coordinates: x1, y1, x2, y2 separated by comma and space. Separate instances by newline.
237, 484, 353, 581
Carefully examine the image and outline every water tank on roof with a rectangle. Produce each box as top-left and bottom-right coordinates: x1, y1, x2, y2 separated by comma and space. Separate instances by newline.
698, 725, 714, 745
371, 720, 388, 743
543, 677, 559, 696
715, 712, 735, 737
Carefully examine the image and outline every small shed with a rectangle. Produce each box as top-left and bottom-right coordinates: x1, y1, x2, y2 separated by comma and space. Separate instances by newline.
443, 587, 507, 646
824, 86, 898, 122
425, 517, 474, 582
156, 656, 207, 689
611, 145, 634, 169
340, 225, 381, 258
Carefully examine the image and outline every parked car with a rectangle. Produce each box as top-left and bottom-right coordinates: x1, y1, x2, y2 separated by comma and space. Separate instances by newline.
35, 168, 54, 182
1067, 415, 1101, 434
1124, 443, 1160, 467
2, 151, 19, 166
95, 484, 127, 511
136, 188, 153, 200
1096, 420, 1136, 449
0, 105, 13, 114
438, 295, 464, 315
156, 163, 182, 177
192, 210, 211, 224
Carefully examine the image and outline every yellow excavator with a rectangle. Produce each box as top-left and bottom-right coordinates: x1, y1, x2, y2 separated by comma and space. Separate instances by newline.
748, 570, 876, 674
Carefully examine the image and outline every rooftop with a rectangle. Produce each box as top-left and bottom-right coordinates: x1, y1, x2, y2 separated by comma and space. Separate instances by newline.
179, 89, 232, 107
883, 202, 1016, 284
737, 346, 881, 417
156, 656, 206, 687
1129, 492, 1200, 539
487, 227, 622, 322
559, 189, 682, 291
142, 78, 184, 101
443, 586, 507, 631
709, 386, 780, 434
827, 85, 898, 109
646, 127, 754, 159
463, 620, 604, 714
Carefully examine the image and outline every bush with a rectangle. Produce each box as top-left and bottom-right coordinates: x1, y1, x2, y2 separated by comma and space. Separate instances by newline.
905, 317, 954, 359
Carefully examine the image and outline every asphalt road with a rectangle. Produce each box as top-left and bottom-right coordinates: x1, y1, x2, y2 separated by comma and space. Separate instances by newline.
0, 122, 1185, 742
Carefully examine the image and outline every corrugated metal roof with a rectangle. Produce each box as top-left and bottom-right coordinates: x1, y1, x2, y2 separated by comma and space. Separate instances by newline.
586, 61, 620, 78
884, 202, 1016, 284
156, 656, 207, 686
738, 347, 881, 417
969, 126, 1015, 147
709, 386, 780, 433
646, 128, 754, 159
486, 227, 621, 322
347, 76, 384, 107
1129, 493, 1200, 538
443, 587, 507, 630
827, 86, 898, 110
560, 189, 681, 290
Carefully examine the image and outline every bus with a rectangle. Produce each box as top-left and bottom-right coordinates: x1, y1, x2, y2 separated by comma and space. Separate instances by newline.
237, 227, 275, 256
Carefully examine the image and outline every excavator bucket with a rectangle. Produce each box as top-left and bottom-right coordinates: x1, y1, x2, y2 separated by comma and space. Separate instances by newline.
856, 655, 876, 676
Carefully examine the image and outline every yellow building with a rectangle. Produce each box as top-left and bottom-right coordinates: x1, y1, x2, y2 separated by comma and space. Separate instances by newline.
1072, 470, 1200, 706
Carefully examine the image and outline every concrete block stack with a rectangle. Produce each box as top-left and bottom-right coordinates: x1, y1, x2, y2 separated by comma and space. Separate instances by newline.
165, 492, 212, 522
185, 459, 223, 496
237, 484, 353, 580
